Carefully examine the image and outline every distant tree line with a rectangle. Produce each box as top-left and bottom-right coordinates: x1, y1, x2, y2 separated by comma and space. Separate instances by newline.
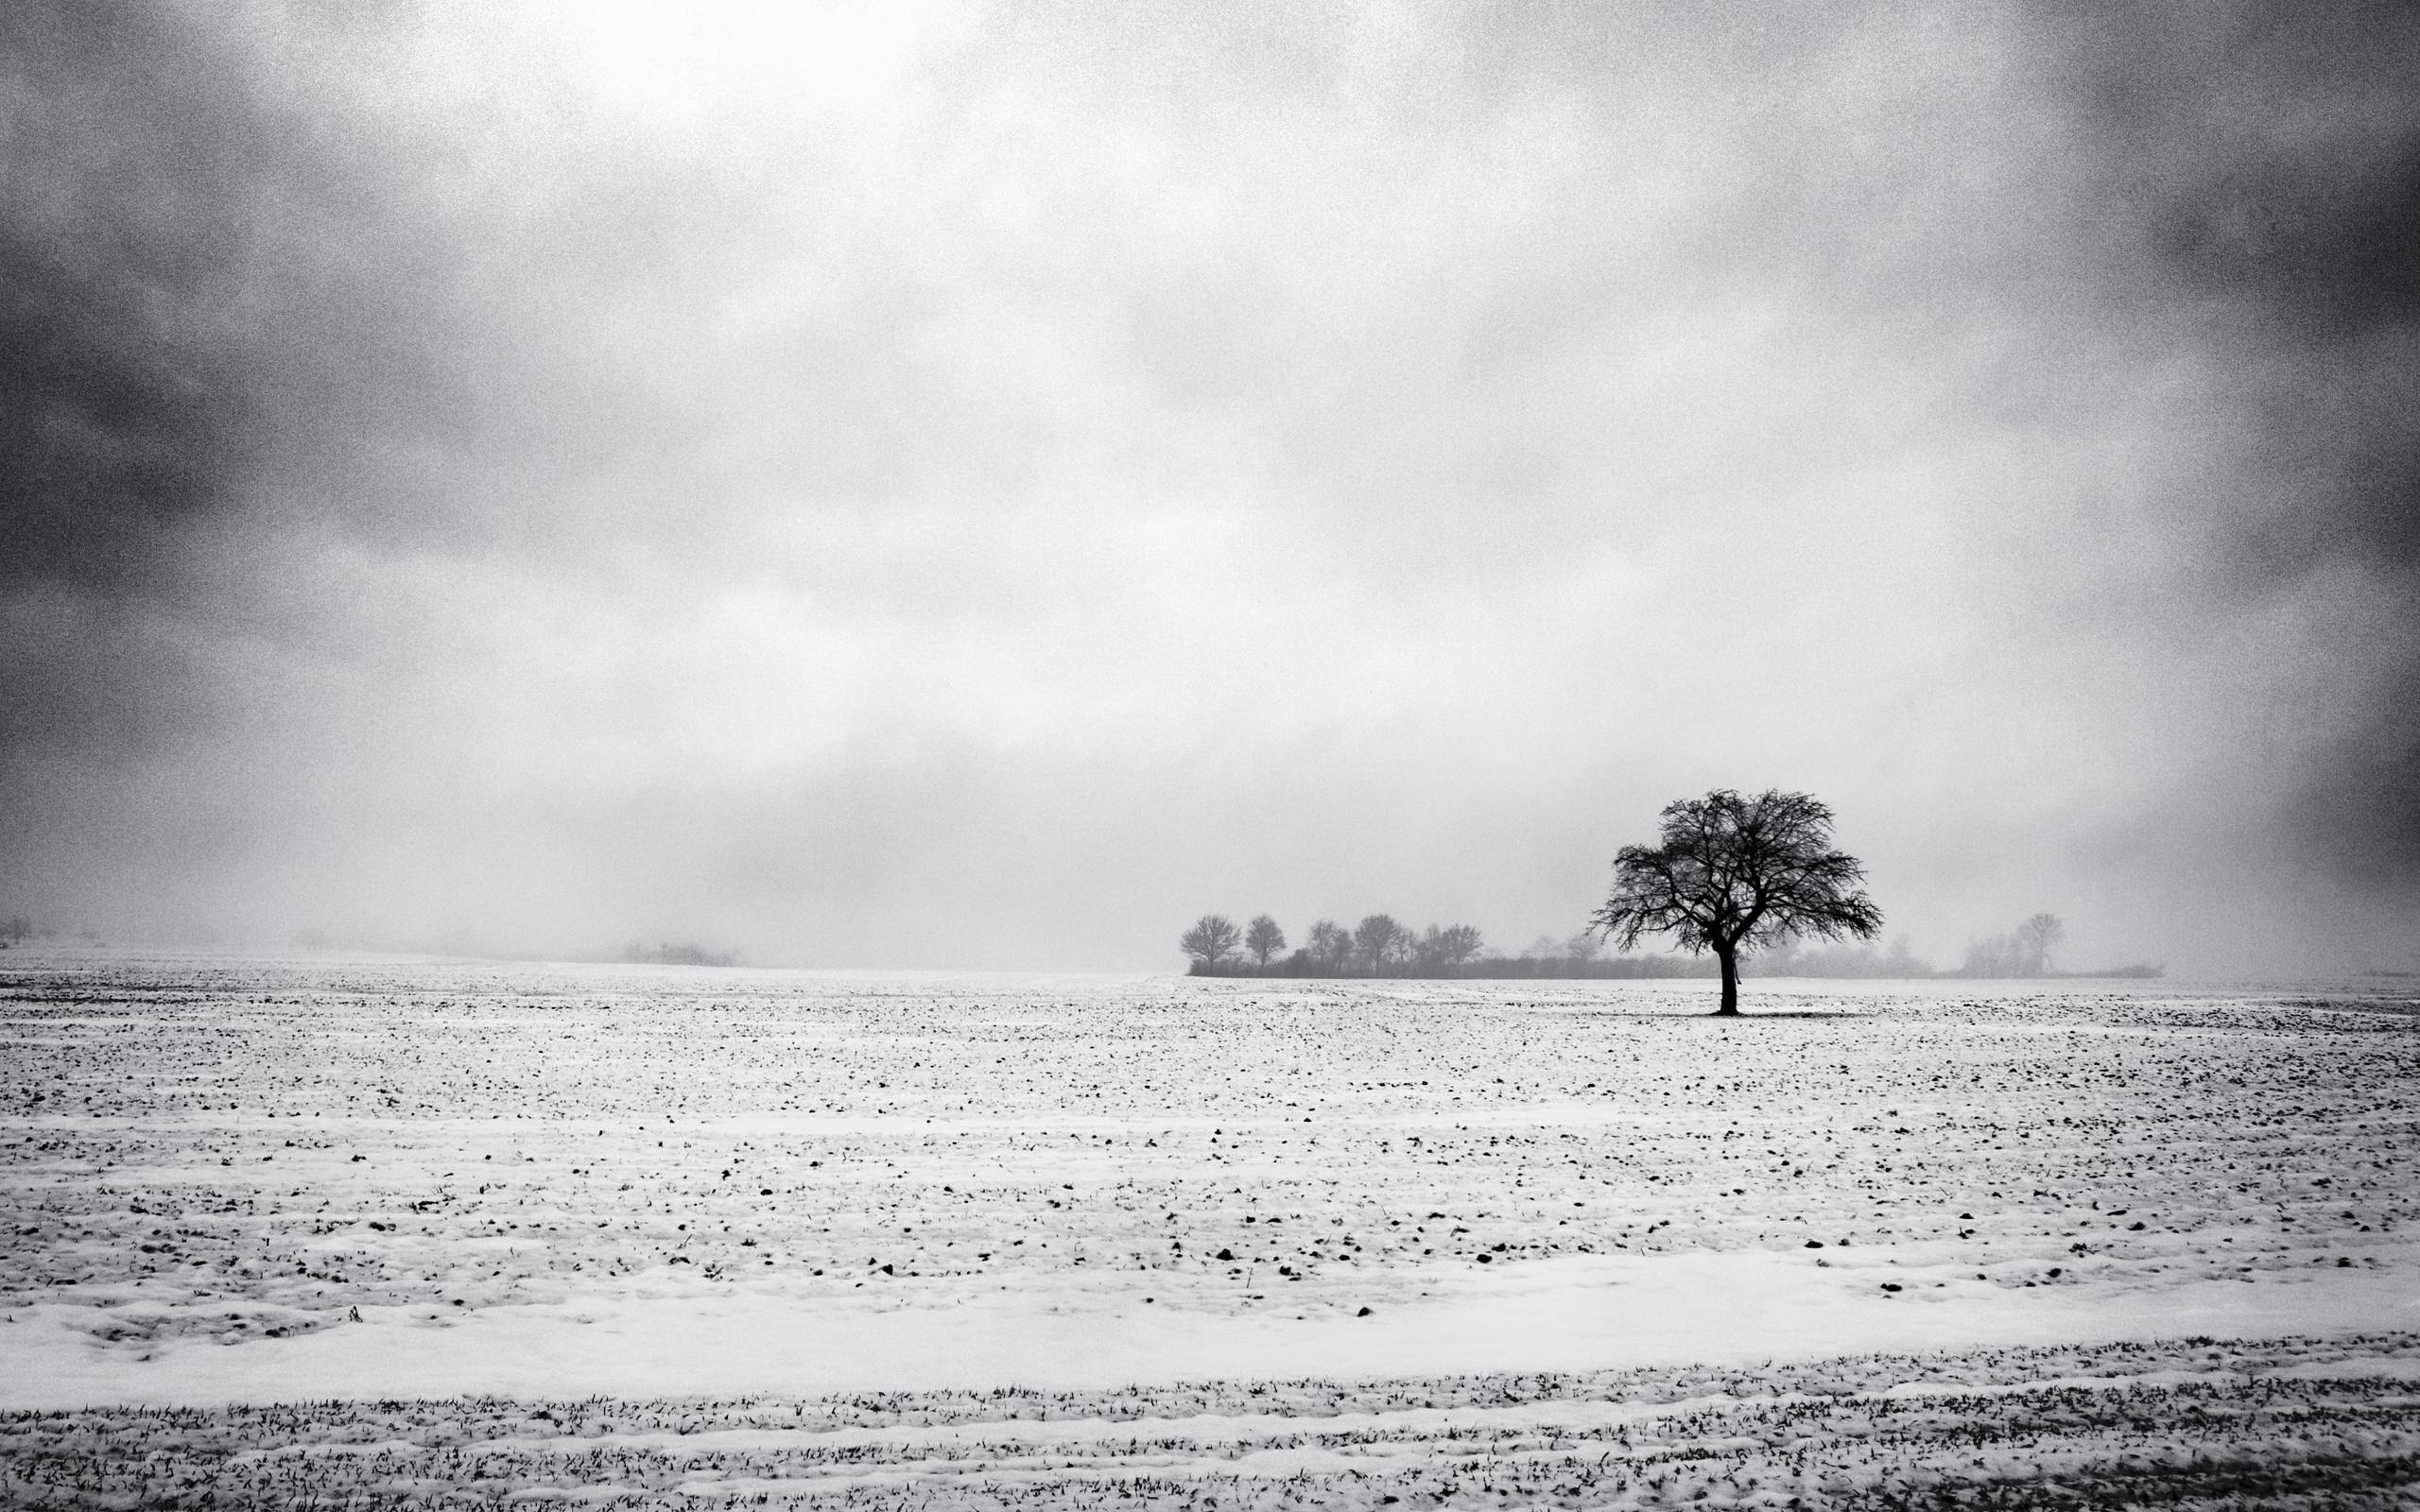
1962, 913, 2064, 977
0, 916, 57, 949
1180, 914, 1477, 977
618, 941, 741, 967
1179, 914, 1721, 979
1956, 913, 2159, 978
1754, 915, 2157, 980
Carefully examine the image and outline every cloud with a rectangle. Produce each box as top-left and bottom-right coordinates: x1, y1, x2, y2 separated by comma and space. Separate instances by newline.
2047, 0, 2420, 892
3, 2, 2412, 971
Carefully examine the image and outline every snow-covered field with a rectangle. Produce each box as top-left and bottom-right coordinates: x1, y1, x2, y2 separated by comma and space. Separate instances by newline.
4, 954, 2416, 1505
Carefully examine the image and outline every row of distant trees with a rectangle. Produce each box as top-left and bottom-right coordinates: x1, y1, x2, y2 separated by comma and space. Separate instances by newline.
1181, 908, 2153, 981
1179, 912, 1810, 980
0, 916, 57, 949
1182, 914, 1791, 980
1178, 910, 1794, 980
1962, 912, 2064, 977
1180, 914, 1486, 977
618, 941, 741, 967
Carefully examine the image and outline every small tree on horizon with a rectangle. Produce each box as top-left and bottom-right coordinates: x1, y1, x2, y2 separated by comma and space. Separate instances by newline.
1244, 915, 1287, 968
1306, 919, 1353, 972
2014, 912, 2064, 976
1962, 934, 2020, 976
1179, 914, 1242, 970
1353, 914, 1406, 976
1591, 788, 1882, 1016
1433, 923, 1484, 970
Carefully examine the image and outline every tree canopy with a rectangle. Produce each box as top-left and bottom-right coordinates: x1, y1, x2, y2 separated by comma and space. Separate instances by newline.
1352, 914, 1406, 974
1178, 914, 1241, 967
1591, 788, 1881, 1015
1244, 915, 1287, 966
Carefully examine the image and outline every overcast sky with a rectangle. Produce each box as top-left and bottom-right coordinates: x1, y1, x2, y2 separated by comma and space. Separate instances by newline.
4, 1, 2415, 973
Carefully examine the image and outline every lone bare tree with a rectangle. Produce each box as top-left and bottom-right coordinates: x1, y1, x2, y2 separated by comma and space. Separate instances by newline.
1179, 914, 1241, 970
1591, 788, 1882, 1016
1244, 915, 1287, 968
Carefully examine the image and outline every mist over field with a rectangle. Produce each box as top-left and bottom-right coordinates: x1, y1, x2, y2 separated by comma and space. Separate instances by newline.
3, 2, 2416, 972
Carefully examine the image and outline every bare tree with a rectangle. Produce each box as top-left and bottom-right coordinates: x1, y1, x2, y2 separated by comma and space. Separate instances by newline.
1591, 788, 1882, 1016
2014, 912, 2064, 976
1353, 914, 1406, 976
1564, 930, 1604, 964
1244, 915, 1287, 968
1433, 923, 1484, 970
1306, 919, 1353, 972
1882, 933, 1926, 974
1409, 923, 1483, 975
1962, 934, 2018, 976
1963, 915, 2063, 978
1179, 914, 1241, 970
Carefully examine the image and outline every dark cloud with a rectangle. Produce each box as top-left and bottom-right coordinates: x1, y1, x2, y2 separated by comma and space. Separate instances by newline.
0, 1, 277, 796
0, 3, 465, 773
2048, 1, 2420, 887
0, 3, 264, 597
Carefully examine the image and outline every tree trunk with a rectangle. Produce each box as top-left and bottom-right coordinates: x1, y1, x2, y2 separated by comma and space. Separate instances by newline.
1714, 948, 1740, 1015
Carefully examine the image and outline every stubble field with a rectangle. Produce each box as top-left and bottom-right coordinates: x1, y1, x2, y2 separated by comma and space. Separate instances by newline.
3, 954, 2416, 1506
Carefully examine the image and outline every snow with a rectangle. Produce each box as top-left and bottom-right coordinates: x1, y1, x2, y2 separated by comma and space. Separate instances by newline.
5, 1246, 2416, 1409
3, 953, 2416, 1502
9, 1334, 2418, 1507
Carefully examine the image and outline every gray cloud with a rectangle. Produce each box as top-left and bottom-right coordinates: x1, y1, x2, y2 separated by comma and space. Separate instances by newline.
4, 2, 2413, 971
0, 2, 463, 757
0, 2, 266, 780
2044, 0, 2420, 889
0, 5, 257, 598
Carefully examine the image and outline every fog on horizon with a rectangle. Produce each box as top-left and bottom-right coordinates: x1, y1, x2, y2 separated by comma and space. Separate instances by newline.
3, 2, 2415, 976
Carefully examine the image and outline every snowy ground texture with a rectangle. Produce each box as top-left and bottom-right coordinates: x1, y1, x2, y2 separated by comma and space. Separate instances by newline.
4, 954, 2417, 1506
